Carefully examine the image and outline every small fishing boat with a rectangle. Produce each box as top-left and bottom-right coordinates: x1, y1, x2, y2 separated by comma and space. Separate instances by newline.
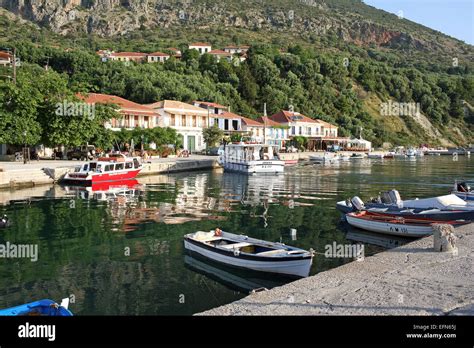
338, 190, 474, 212
452, 181, 474, 201
350, 153, 365, 159
218, 143, 284, 174
309, 153, 340, 164
183, 229, 313, 278
0, 298, 72, 316
367, 153, 384, 159
0, 214, 9, 228
63, 154, 142, 185
406, 148, 417, 158
336, 195, 474, 221
346, 211, 469, 237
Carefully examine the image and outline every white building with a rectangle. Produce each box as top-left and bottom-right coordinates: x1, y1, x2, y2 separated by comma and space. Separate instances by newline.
147, 52, 170, 63
208, 49, 233, 62
192, 101, 242, 133
146, 100, 209, 152
188, 42, 212, 55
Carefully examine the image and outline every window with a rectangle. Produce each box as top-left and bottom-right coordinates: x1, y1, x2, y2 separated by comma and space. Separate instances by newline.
224, 119, 229, 130
199, 48, 203, 54
192, 115, 197, 127
170, 114, 175, 126
299, 126, 302, 135
115, 163, 124, 171
291, 126, 296, 135
202, 117, 207, 127
308, 127, 312, 135
214, 107, 219, 114
82, 164, 89, 172
125, 162, 133, 169
182, 115, 186, 127
105, 164, 113, 172
134, 115, 139, 127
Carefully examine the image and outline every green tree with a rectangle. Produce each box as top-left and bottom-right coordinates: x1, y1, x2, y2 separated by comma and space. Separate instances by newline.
203, 124, 224, 150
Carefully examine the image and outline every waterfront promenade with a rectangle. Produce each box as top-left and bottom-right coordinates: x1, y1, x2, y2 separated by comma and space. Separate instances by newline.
198, 223, 474, 315
0, 155, 219, 189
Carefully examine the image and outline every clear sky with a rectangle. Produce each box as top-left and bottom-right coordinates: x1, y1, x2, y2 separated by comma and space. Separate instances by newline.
363, 0, 474, 45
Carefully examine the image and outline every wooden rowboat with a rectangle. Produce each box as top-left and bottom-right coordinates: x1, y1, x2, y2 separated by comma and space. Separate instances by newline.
184, 230, 313, 278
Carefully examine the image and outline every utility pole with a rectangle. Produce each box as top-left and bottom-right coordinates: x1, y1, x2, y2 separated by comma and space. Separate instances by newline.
263, 103, 267, 145
12, 47, 16, 84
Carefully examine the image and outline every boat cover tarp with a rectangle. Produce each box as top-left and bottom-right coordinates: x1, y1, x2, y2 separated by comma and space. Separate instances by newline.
402, 194, 467, 209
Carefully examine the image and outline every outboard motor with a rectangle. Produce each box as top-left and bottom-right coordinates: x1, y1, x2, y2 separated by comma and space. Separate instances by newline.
389, 189, 402, 206
350, 196, 365, 211
380, 191, 392, 204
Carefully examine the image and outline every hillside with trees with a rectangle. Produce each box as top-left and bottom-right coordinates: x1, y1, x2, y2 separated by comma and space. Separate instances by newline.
0, 0, 472, 148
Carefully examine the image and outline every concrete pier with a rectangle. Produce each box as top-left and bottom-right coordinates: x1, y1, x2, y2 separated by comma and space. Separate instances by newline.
198, 223, 474, 316
0, 156, 219, 189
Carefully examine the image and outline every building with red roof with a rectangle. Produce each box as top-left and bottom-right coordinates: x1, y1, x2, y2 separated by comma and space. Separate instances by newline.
269, 110, 348, 150
147, 51, 171, 63
188, 42, 212, 55
108, 52, 148, 63
79, 93, 158, 130
208, 49, 233, 62
0, 51, 12, 66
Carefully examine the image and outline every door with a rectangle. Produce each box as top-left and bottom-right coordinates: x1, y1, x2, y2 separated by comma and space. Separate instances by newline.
187, 136, 196, 152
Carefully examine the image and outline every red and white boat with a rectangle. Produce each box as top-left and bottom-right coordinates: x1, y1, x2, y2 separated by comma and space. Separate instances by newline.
346, 211, 469, 237
63, 154, 142, 185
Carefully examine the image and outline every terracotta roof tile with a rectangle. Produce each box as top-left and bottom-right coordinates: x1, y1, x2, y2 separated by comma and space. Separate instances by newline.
189, 42, 211, 47
78, 93, 157, 116
148, 51, 170, 57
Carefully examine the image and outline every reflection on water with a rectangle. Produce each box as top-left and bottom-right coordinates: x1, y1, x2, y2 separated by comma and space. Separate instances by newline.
0, 156, 472, 314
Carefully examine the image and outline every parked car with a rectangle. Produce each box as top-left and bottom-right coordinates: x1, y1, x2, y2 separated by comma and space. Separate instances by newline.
66, 145, 96, 160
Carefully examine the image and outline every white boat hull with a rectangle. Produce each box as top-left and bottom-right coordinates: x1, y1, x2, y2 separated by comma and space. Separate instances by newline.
346, 215, 434, 237
223, 160, 285, 174
184, 239, 312, 278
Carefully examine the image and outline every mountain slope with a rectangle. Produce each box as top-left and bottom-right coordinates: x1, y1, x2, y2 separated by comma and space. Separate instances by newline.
0, 0, 473, 147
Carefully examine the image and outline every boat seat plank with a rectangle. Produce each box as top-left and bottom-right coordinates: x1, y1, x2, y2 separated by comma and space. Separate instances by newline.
219, 242, 252, 249
256, 249, 288, 256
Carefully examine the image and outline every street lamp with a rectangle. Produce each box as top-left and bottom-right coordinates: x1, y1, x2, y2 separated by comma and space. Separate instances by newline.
23, 130, 27, 164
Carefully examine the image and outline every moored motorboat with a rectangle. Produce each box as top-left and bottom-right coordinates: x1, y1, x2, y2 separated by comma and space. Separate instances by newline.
367, 153, 384, 159
218, 143, 284, 174
346, 211, 469, 237
337, 190, 474, 213
63, 154, 142, 185
183, 229, 313, 278
336, 195, 474, 221
309, 152, 340, 163
350, 153, 365, 159
0, 298, 73, 316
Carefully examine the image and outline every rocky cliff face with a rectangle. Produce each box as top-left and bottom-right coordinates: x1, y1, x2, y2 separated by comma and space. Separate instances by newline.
0, 0, 461, 52
0, 0, 466, 51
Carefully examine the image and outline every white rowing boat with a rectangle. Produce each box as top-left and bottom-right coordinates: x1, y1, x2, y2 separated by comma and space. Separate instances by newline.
183, 230, 313, 278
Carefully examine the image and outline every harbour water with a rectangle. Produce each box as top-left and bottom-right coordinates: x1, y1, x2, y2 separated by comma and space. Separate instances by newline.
0, 156, 472, 315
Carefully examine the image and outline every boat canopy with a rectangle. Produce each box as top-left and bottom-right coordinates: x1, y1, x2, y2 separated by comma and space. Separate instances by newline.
402, 194, 467, 209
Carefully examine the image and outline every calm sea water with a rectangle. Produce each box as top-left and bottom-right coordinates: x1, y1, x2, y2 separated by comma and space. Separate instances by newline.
0, 156, 472, 315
